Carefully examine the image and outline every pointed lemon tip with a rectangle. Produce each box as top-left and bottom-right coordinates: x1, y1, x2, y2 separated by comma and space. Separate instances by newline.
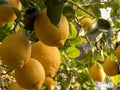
33, 81, 44, 90
54, 40, 65, 47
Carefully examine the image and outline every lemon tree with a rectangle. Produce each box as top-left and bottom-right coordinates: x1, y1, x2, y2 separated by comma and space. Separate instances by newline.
0, 0, 120, 90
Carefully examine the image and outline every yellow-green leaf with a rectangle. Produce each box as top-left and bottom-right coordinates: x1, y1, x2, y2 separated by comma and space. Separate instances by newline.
65, 46, 80, 58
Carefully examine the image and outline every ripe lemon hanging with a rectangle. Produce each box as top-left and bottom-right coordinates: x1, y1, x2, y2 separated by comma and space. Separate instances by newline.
31, 41, 60, 77
15, 58, 45, 90
79, 17, 92, 30
44, 77, 57, 90
103, 59, 119, 76
115, 46, 120, 59
8, 82, 24, 90
34, 9, 69, 47
0, 0, 22, 26
0, 32, 31, 69
90, 64, 106, 82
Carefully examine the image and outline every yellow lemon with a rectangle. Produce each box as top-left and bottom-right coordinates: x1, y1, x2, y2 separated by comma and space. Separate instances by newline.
103, 60, 119, 76
90, 64, 105, 82
7, 0, 22, 10
79, 17, 92, 30
31, 41, 60, 77
15, 58, 45, 90
8, 82, 24, 90
34, 9, 69, 47
0, 32, 31, 69
0, 0, 22, 26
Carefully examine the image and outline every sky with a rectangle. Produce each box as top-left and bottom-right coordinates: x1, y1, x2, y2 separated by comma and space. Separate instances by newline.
100, 7, 112, 21
100, 0, 112, 21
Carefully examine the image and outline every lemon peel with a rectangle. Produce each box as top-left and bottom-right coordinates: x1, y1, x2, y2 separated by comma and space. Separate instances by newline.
31, 41, 60, 77
34, 9, 69, 47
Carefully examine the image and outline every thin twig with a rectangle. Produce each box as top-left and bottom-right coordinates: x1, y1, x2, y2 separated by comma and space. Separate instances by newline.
67, 0, 97, 18
81, 1, 107, 7
85, 36, 91, 46
74, 16, 82, 36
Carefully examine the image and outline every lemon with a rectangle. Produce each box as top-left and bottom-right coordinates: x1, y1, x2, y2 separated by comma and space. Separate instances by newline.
44, 77, 57, 90
103, 60, 119, 76
115, 46, 120, 59
8, 82, 24, 90
0, 32, 31, 69
79, 17, 92, 30
0, 0, 22, 26
7, 0, 22, 10
15, 58, 45, 89
90, 64, 105, 82
34, 9, 69, 47
31, 41, 60, 77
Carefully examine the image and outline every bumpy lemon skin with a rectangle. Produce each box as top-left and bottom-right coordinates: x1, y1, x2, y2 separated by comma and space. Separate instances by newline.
31, 41, 60, 77
90, 64, 105, 82
103, 60, 119, 76
34, 9, 69, 47
0, 0, 22, 26
15, 58, 45, 90
0, 32, 31, 69
0, 6, 16, 26
8, 82, 24, 90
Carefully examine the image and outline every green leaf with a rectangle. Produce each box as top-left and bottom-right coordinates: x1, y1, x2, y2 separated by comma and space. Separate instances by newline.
113, 19, 120, 28
70, 60, 78, 67
4, 22, 13, 30
0, 23, 13, 41
76, 8, 90, 17
63, 5, 75, 21
60, 78, 69, 90
0, 22, 12, 31
77, 69, 89, 84
114, 0, 120, 7
110, 8, 118, 18
97, 18, 111, 29
92, 4, 101, 18
65, 46, 80, 58
70, 36, 86, 46
60, 51, 67, 63
68, 23, 77, 39
111, 75, 120, 85
81, 51, 93, 64
95, 52, 104, 62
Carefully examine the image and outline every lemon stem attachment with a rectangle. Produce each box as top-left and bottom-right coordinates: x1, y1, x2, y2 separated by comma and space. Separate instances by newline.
44, 0, 65, 27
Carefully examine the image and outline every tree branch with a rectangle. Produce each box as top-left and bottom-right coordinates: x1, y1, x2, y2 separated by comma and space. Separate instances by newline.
67, 0, 97, 18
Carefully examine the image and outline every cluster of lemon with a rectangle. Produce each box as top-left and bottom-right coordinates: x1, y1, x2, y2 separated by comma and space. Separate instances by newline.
0, 0, 69, 90
90, 46, 120, 82
0, 32, 44, 90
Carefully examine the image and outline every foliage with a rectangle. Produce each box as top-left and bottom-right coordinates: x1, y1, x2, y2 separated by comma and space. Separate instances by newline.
0, 0, 120, 90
